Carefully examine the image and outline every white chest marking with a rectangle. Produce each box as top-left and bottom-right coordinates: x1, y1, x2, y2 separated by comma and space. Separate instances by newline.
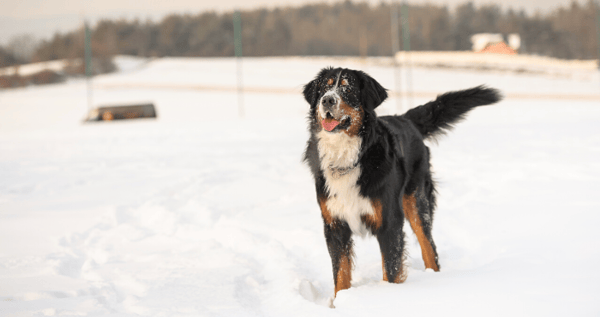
317, 130, 374, 237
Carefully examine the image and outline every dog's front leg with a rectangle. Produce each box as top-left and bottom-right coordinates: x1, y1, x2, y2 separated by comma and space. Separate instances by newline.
324, 221, 353, 296
319, 197, 354, 297
377, 219, 407, 283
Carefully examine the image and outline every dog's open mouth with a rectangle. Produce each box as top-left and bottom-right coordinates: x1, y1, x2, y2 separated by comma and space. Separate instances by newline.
322, 113, 350, 132
322, 118, 339, 132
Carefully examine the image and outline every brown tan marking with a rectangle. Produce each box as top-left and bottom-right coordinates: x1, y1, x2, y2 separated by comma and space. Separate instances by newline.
394, 269, 408, 283
327, 78, 334, 85
361, 199, 383, 232
381, 253, 407, 283
403, 193, 440, 271
339, 101, 363, 137
335, 253, 352, 295
381, 253, 389, 281
318, 197, 334, 225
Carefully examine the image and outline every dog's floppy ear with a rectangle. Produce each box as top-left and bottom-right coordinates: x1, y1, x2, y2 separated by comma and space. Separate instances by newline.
302, 78, 319, 108
357, 70, 388, 110
304, 67, 335, 108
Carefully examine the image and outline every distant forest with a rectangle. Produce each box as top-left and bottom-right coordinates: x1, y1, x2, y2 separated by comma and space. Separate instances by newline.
1, 0, 600, 68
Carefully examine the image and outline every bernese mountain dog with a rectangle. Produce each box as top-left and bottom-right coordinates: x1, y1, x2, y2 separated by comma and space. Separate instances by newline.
302, 67, 501, 298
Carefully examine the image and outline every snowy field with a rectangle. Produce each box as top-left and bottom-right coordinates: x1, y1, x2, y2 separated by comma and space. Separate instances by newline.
1, 56, 600, 316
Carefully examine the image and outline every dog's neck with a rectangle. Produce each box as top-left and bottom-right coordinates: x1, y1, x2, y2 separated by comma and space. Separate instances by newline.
328, 162, 359, 179
316, 129, 362, 175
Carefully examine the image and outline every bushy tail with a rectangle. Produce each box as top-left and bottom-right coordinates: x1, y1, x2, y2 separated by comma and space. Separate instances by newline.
402, 86, 502, 140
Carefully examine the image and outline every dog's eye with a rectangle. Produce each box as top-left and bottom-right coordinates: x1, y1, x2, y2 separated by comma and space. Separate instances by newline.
341, 79, 348, 86
327, 78, 334, 85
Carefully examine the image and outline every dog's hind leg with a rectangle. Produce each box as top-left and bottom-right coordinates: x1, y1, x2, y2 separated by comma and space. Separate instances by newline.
404, 183, 440, 271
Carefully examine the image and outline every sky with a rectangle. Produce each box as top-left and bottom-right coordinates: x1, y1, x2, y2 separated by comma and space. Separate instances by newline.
0, 0, 587, 45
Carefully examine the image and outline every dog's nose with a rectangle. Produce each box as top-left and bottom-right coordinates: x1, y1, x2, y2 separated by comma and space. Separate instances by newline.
323, 96, 336, 107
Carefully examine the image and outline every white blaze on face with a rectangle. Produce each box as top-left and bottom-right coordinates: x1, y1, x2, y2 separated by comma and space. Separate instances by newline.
318, 71, 342, 119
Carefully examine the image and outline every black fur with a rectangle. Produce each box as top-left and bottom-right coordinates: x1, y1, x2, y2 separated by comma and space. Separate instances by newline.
302, 67, 502, 296
403, 85, 502, 140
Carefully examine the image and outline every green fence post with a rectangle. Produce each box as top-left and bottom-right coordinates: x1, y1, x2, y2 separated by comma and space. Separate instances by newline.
391, 2, 402, 113
84, 21, 93, 113
234, 10, 244, 118
401, 1, 413, 108
596, 2, 600, 70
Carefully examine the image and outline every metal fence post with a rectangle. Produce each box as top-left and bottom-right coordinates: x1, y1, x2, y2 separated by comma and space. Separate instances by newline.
401, 1, 413, 109
84, 21, 93, 114
233, 10, 244, 118
391, 2, 402, 114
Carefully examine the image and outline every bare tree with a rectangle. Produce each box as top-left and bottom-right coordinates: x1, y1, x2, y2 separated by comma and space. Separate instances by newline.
23, 0, 600, 61
6, 34, 38, 63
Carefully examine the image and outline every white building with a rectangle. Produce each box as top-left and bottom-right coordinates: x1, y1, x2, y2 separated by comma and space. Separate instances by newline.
471, 33, 521, 52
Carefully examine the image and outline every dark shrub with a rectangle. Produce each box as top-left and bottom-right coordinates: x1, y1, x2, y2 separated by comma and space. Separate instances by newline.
28, 70, 64, 85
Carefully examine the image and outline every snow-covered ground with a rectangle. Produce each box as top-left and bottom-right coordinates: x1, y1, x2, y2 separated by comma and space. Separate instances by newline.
1, 56, 600, 316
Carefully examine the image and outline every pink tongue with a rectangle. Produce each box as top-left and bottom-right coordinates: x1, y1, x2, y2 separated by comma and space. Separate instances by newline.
322, 119, 340, 132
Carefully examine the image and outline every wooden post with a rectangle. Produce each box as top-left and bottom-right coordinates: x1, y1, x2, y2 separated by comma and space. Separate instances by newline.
359, 28, 368, 59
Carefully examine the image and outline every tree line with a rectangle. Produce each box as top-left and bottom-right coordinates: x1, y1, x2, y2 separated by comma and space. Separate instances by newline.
1, 0, 599, 68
